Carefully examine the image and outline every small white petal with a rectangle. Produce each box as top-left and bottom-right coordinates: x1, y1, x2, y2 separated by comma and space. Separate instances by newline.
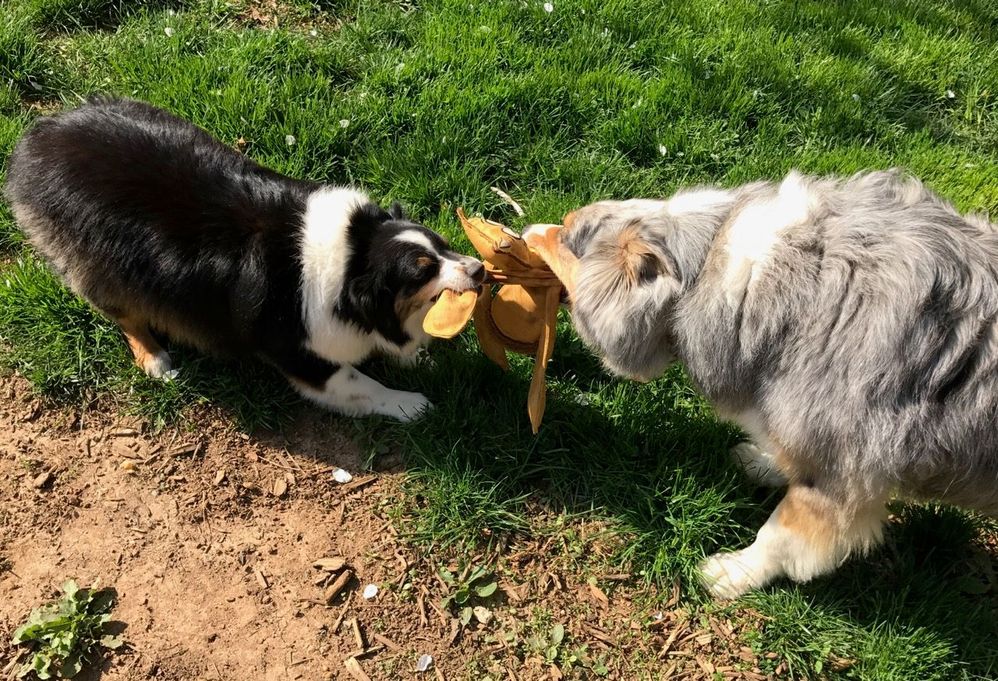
362, 584, 378, 600
946, 89, 956, 99
339, 119, 350, 128
164, 27, 174, 37
332, 468, 353, 483
162, 369, 180, 382
851, 93, 861, 102
416, 655, 433, 672
309, 29, 317, 37
657, 144, 668, 156
285, 134, 297, 146
543, 2, 553, 12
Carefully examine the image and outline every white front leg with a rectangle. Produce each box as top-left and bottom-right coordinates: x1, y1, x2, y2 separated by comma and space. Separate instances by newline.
293, 365, 432, 422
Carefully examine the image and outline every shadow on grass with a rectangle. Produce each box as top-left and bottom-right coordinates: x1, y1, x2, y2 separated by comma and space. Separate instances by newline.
24, 0, 188, 35
750, 505, 998, 679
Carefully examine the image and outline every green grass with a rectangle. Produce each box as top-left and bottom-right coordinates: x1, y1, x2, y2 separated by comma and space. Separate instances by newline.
1, 0, 997, 678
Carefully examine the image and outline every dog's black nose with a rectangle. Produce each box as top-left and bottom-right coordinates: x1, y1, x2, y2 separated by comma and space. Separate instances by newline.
467, 261, 486, 284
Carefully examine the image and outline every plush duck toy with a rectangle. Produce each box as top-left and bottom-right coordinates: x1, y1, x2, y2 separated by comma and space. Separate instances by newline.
422, 209, 564, 433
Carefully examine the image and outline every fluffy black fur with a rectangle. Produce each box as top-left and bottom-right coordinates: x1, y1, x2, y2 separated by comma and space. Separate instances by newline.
4, 97, 465, 393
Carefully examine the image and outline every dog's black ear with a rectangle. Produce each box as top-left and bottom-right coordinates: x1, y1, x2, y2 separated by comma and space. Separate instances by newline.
345, 271, 408, 344
345, 273, 381, 330
389, 201, 406, 220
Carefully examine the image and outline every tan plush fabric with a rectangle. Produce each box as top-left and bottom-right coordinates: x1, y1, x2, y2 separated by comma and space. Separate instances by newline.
422, 209, 564, 433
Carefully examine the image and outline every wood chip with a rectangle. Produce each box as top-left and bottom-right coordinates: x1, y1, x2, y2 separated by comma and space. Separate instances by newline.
254, 567, 269, 590
168, 443, 199, 457
343, 657, 371, 681
658, 622, 685, 659
313, 557, 347, 573
324, 569, 353, 604
583, 623, 616, 647
548, 664, 564, 680
349, 618, 366, 649
665, 577, 681, 608
213, 469, 226, 486
372, 633, 402, 652
32, 471, 52, 489
696, 657, 715, 675
111, 428, 139, 437
344, 645, 383, 660
341, 475, 377, 493
272, 478, 288, 498
588, 582, 609, 609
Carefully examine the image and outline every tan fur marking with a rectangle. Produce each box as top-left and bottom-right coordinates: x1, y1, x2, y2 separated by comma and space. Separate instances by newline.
116, 316, 166, 374
614, 225, 660, 285
777, 486, 839, 547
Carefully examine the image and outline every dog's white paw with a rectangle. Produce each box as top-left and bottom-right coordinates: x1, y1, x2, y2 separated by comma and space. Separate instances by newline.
383, 391, 433, 422
142, 351, 175, 381
731, 442, 787, 487
700, 550, 765, 600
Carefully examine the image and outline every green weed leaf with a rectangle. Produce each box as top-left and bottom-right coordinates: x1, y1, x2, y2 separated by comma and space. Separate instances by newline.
474, 581, 498, 598
10, 581, 121, 679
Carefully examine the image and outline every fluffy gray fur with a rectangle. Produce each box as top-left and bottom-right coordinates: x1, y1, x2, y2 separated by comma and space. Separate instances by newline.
555, 169, 998, 597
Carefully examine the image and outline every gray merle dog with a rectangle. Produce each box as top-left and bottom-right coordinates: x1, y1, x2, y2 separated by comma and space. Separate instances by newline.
524, 170, 998, 597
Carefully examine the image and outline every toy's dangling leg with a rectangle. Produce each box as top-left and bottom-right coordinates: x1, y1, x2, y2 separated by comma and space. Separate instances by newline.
473, 286, 510, 370
527, 285, 561, 433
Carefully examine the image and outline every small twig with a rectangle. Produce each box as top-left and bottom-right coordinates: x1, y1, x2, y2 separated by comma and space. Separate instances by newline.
373, 633, 402, 652
332, 592, 354, 631
490, 187, 526, 217
416, 589, 429, 627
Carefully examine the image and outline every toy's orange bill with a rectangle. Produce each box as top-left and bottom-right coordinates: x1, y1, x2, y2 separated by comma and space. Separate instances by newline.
422, 289, 478, 338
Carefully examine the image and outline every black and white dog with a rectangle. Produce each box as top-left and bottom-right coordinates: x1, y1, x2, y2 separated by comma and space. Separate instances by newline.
5, 97, 484, 420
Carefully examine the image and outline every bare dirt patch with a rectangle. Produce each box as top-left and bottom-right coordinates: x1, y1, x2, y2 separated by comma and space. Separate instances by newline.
0, 373, 778, 680
235, 0, 345, 33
